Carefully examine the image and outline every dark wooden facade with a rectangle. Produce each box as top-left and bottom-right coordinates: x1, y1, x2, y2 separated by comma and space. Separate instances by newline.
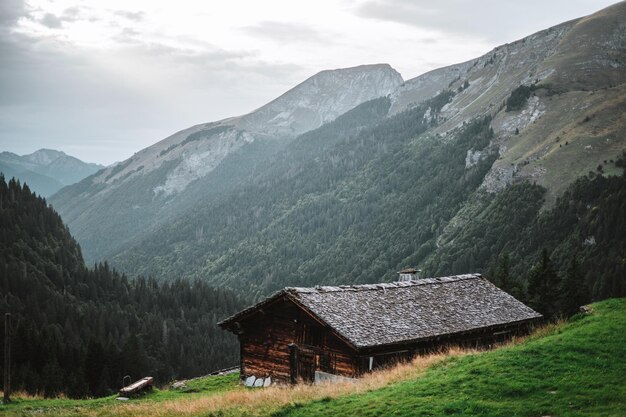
236, 298, 358, 383
220, 275, 542, 384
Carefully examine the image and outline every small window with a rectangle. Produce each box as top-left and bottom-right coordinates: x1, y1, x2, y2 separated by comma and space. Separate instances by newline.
300, 323, 323, 346
319, 351, 336, 373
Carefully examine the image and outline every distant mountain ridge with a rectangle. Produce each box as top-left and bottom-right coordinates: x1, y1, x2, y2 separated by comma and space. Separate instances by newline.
0, 149, 103, 197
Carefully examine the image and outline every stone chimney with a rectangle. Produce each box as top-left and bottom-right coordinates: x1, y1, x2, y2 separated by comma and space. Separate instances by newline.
397, 268, 421, 282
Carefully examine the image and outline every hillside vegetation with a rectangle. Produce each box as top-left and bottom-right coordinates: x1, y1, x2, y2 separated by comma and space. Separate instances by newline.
427, 159, 626, 304
0, 177, 246, 397
2, 299, 624, 417
50, 65, 402, 263
111, 94, 499, 296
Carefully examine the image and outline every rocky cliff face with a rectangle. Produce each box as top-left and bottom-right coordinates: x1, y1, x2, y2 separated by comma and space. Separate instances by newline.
388, 2, 625, 202
236, 64, 403, 136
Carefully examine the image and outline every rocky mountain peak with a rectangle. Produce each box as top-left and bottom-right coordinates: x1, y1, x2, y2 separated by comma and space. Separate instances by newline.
90, 64, 403, 192
23, 149, 67, 166
236, 63, 403, 136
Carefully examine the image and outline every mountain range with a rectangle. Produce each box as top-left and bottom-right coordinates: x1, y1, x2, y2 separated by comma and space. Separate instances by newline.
50, 2, 626, 299
0, 149, 103, 197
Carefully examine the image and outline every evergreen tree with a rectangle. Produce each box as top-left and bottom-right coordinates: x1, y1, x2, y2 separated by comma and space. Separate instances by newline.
494, 251, 511, 290
559, 257, 589, 317
527, 249, 561, 319
84, 339, 106, 396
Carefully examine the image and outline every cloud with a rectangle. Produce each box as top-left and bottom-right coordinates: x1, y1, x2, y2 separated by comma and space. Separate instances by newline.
419, 37, 438, 44
63, 7, 81, 19
355, 0, 617, 42
0, 4, 307, 164
113, 10, 145, 22
40, 13, 63, 28
32, 6, 94, 30
243, 21, 332, 44
0, 0, 27, 26
116, 27, 141, 40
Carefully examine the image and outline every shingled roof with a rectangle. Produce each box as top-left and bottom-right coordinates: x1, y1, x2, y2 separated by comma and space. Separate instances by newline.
219, 274, 542, 349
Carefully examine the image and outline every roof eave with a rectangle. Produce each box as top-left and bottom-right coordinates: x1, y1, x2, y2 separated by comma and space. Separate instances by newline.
218, 289, 288, 331
218, 290, 361, 351
353, 315, 543, 352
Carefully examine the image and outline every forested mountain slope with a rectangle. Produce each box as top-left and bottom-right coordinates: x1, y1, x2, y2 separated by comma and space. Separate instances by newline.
50, 65, 402, 262
111, 96, 497, 297
53, 3, 625, 305
0, 176, 245, 397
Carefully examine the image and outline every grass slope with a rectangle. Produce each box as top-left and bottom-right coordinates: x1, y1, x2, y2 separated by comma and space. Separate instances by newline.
1, 299, 624, 417
0, 373, 241, 416
274, 299, 626, 417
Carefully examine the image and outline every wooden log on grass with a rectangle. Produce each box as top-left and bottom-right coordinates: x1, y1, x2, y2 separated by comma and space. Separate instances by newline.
119, 377, 153, 396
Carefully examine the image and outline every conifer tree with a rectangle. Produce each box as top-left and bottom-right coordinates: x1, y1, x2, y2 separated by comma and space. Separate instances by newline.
527, 249, 560, 319
494, 251, 511, 290
559, 256, 589, 317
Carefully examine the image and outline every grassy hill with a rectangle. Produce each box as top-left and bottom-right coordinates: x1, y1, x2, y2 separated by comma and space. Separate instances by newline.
2, 298, 624, 417
275, 299, 626, 417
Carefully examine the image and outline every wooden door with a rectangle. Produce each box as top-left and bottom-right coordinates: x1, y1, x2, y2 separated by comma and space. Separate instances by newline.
298, 347, 316, 382
288, 344, 316, 383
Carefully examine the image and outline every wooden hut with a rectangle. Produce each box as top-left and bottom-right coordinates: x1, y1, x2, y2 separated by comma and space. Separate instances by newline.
219, 274, 541, 385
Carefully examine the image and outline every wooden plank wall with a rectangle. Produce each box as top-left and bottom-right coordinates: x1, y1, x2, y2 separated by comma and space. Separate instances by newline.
240, 301, 298, 382
313, 327, 357, 377
238, 299, 359, 383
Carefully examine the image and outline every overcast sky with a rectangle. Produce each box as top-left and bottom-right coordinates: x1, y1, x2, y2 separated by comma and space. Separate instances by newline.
0, 0, 618, 165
